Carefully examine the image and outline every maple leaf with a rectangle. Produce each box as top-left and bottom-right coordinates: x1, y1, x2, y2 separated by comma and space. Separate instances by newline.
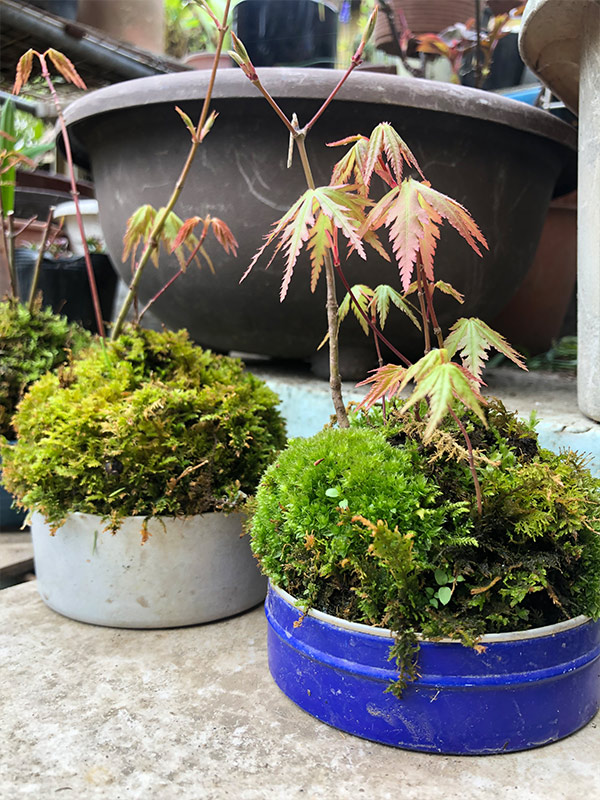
122, 205, 200, 269
338, 284, 373, 335
400, 349, 487, 439
209, 217, 238, 256
363, 178, 486, 292
328, 135, 370, 193
12, 50, 34, 95
363, 123, 424, 189
415, 181, 488, 258
46, 49, 86, 90
372, 283, 420, 330
242, 186, 368, 301
435, 281, 464, 304
444, 317, 527, 381
356, 363, 408, 411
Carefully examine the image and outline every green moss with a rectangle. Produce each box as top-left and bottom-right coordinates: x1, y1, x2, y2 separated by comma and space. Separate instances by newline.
0, 298, 90, 439
249, 402, 600, 692
1, 326, 286, 532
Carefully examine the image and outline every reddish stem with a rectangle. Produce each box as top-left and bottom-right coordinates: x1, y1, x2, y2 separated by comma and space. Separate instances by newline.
39, 54, 105, 337
335, 262, 411, 367
139, 228, 209, 321
449, 407, 483, 515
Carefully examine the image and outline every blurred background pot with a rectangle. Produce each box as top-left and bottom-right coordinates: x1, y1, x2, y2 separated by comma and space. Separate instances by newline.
15, 250, 117, 334
233, 0, 338, 67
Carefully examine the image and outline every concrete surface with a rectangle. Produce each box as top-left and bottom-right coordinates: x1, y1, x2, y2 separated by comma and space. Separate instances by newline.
1, 580, 599, 800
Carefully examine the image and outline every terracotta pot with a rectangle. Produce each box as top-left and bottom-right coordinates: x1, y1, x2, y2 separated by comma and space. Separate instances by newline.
487, 1, 522, 15
183, 53, 234, 70
375, 0, 477, 56
77, 0, 165, 54
491, 191, 577, 354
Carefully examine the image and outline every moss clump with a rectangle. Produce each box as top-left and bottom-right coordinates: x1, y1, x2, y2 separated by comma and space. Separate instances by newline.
1, 326, 286, 534
249, 402, 600, 692
0, 297, 90, 439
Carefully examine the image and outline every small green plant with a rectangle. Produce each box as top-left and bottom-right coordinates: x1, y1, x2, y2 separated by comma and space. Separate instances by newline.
1, 326, 286, 537
0, 296, 90, 439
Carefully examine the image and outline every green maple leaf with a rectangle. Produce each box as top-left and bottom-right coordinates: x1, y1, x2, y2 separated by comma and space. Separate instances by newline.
338, 284, 373, 335
400, 349, 487, 439
444, 317, 527, 381
372, 284, 420, 330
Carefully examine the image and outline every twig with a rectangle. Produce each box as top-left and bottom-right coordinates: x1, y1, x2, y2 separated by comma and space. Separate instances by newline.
111, 0, 233, 340
37, 53, 106, 337
449, 407, 482, 515
28, 206, 54, 310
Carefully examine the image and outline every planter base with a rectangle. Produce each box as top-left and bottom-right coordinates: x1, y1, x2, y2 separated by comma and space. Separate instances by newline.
32, 512, 267, 628
266, 584, 600, 754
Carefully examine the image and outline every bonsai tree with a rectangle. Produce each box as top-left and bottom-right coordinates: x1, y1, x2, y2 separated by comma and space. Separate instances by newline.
225, 15, 600, 690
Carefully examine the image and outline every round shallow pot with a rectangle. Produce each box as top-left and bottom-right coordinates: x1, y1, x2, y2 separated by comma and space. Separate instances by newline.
61, 69, 576, 375
266, 584, 600, 754
32, 512, 267, 628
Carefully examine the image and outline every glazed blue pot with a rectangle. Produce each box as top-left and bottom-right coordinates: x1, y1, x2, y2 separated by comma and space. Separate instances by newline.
266, 583, 600, 754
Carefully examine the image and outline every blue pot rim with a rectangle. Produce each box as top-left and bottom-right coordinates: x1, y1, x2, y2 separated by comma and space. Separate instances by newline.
271, 582, 591, 644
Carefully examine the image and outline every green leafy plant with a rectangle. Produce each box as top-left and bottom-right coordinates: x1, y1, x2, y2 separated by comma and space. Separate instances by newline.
1, 326, 286, 537
0, 296, 90, 439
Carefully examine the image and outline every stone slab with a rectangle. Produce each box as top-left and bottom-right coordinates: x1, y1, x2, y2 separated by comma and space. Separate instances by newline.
1, 581, 599, 799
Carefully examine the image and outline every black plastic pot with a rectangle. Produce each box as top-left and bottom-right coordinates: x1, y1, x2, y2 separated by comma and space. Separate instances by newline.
462, 32, 526, 90
233, 0, 338, 68
15, 250, 118, 335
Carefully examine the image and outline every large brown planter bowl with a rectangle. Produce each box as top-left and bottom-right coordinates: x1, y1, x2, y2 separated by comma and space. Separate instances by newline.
374, 0, 478, 56
61, 69, 576, 377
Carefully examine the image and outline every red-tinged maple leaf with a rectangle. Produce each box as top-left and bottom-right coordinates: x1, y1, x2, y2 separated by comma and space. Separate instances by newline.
444, 317, 527, 381
356, 363, 408, 411
123, 205, 200, 269
328, 135, 369, 190
363, 178, 486, 292
210, 217, 238, 256
415, 181, 487, 258
12, 50, 34, 95
242, 186, 368, 301
364, 180, 429, 292
399, 349, 487, 439
46, 49, 86, 90
363, 123, 424, 189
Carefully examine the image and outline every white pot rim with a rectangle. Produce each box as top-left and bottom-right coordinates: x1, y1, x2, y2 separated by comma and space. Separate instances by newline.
271, 583, 592, 644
